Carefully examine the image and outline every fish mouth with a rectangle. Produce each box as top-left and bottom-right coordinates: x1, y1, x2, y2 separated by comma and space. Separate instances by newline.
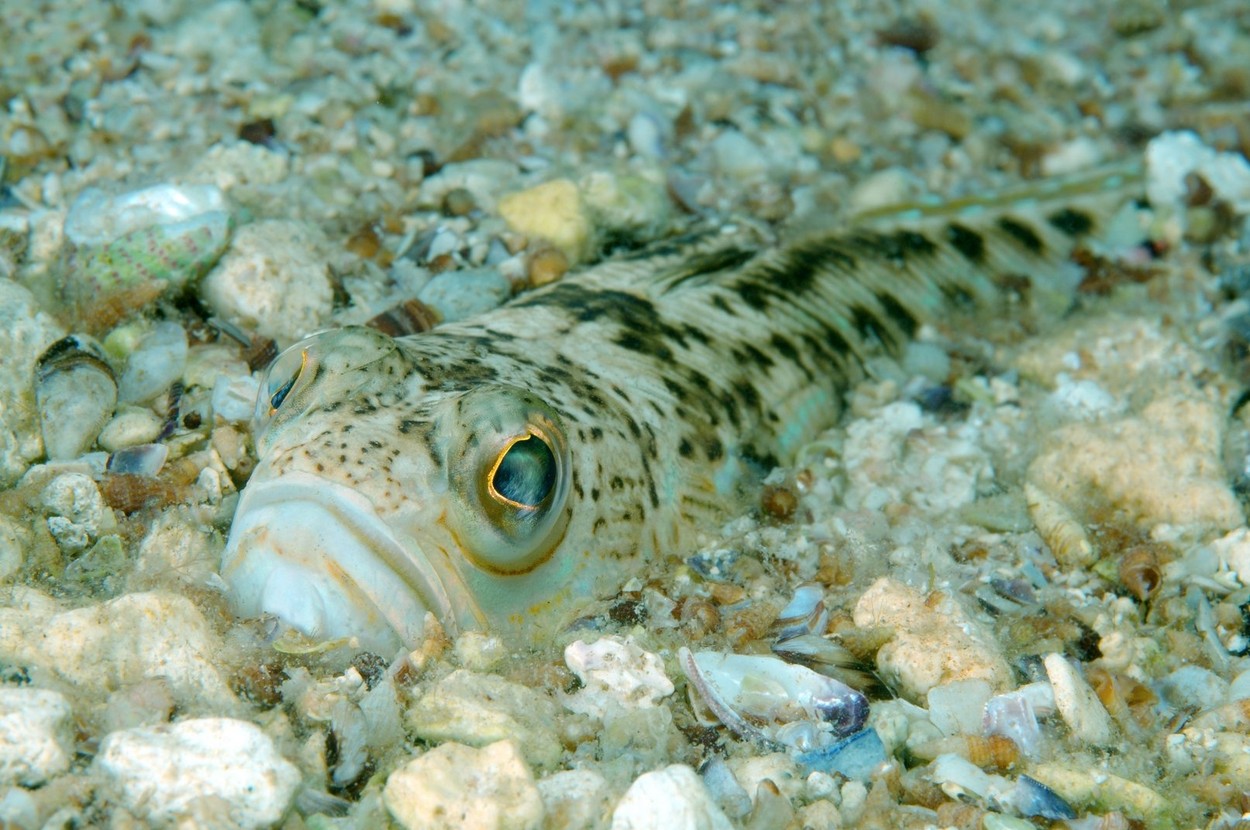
220, 472, 480, 655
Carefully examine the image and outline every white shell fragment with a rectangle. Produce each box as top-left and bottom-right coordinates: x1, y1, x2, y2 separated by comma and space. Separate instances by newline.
562, 636, 674, 719
92, 717, 300, 830
930, 754, 1075, 820
0, 688, 73, 787
1043, 653, 1114, 746
64, 184, 228, 247
679, 648, 868, 751
34, 334, 117, 461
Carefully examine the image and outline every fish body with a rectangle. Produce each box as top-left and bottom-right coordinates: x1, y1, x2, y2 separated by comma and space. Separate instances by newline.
221, 165, 1140, 654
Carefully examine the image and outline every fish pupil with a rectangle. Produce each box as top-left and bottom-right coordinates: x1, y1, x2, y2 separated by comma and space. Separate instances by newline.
492, 436, 557, 509
269, 373, 298, 410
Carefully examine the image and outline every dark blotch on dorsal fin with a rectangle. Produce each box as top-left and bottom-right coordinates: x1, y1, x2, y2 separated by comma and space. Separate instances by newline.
946, 223, 986, 262
1047, 207, 1094, 237
997, 217, 1044, 254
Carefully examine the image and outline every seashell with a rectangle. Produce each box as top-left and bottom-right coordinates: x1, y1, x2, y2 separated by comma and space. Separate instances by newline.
365, 298, 441, 337
34, 334, 118, 460
679, 648, 869, 752
62, 185, 231, 330
105, 443, 168, 477
909, 734, 1020, 772
929, 755, 1075, 820
1024, 483, 1095, 568
1118, 545, 1162, 601
118, 321, 189, 404
983, 689, 1044, 759
1007, 774, 1076, 820
794, 727, 887, 782
773, 583, 827, 641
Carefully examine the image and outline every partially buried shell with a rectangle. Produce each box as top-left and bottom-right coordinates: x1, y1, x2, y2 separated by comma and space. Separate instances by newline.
35, 334, 118, 460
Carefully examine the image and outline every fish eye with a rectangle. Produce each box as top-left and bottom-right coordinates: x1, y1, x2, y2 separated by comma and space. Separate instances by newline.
267, 349, 307, 413
448, 388, 571, 576
488, 431, 558, 510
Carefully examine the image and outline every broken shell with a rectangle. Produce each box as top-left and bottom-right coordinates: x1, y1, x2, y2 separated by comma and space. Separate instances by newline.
61, 185, 231, 330
679, 648, 869, 751
774, 584, 828, 641
106, 443, 168, 477
1025, 483, 1095, 568
909, 734, 1020, 772
35, 335, 118, 460
1118, 545, 1162, 601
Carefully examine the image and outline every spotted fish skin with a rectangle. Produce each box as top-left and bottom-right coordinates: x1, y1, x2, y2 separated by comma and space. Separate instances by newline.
221, 165, 1141, 654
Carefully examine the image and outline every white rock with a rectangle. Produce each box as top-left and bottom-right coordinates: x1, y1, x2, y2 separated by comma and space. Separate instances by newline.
94, 717, 299, 829
384, 740, 544, 830
0, 513, 25, 582
1161, 666, 1229, 712
0, 688, 73, 786
0, 588, 237, 710
418, 267, 512, 323
852, 578, 1012, 701
1043, 653, 1114, 746
39, 472, 113, 554
201, 220, 334, 343
536, 768, 611, 830
118, 321, 188, 404
211, 373, 261, 423
98, 407, 164, 451
709, 130, 768, 182
563, 636, 674, 719
610, 764, 734, 830
0, 279, 66, 485
406, 669, 562, 769
1210, 527, 1250, 588
1146, 130, 1250, 215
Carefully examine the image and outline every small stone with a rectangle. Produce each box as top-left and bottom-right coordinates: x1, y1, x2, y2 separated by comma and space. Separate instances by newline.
497, 179, 592, 263
0, 688, 73, 786
98, 407, 164, 451
527, 247, 569, 287
406, 669, 562, 769
384, 740, 544, 830
93, 717, 300, 830
562, 636, 674, 719
1160, 665, 1229, 712
1043, 653, 1115, 746
417, 266, 512, 323
0, 588, 236, 710
610, 764, 734, 830
40, 472, 114, 554
852, 577, 1012, 701
537, 769, 612, 830
0, 279, 66, 485
200, 219, 334, 343
442, 186, 477, 216
118, 321, 188, 404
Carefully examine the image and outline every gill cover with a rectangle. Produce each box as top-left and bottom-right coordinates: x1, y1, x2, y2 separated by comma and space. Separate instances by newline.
446, 385, 572, 575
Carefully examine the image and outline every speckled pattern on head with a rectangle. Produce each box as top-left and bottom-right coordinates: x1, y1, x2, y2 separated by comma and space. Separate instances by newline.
221, 165, 1141, 654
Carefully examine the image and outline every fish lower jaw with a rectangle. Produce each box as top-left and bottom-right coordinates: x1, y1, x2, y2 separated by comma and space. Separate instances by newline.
220, 479, 463, 656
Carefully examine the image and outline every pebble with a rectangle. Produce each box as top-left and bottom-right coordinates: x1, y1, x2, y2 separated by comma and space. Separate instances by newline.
1042, 653, 1114, 746
852, 577, 1012, 701
97, 407, 164, 452
1160, 665, 1229, 712
0, 588, 237, 710
0, 279, 66, 483
0, 688, 73, 786
417, 266, 512, 323
0, 515, 23, 582
926, 679, 993, 737
383, 740, 544, 830
536, 769, 612, 830
93, 717, 300, 830
39, 472, 114, 554
562, 636, 674, 719
117, 321, 188, 404
610, 764, 734, 830
497, 179, 592, 263
200, 219, 334, 343
406, 669, 562, 769
211, 373, 262, 423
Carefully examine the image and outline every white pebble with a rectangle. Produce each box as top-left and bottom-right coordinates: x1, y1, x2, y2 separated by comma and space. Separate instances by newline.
39, 472, 112, 554
536, 769, 612, 830
384, 740, 544, 830
1043, 653, 1114, 746
0, 688, 73, 786
94, 718, 299, 829
418, 267, 512, 323
118, 321, 188, 404
926, 679, 993, 736
98, 407, 164, 451
563, 636, 674, 719
610, 764, 734, 830
709, 130, 768, 182
211, 373, 261, 423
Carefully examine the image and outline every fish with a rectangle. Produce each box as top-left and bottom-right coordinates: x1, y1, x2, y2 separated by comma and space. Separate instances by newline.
220, 164, 1142, 655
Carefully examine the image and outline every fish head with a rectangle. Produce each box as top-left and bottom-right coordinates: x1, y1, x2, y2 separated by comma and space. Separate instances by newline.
221, 326, 579, 655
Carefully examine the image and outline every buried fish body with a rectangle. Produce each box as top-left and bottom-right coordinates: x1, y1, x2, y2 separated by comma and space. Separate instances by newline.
221, 166, 1139, 654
